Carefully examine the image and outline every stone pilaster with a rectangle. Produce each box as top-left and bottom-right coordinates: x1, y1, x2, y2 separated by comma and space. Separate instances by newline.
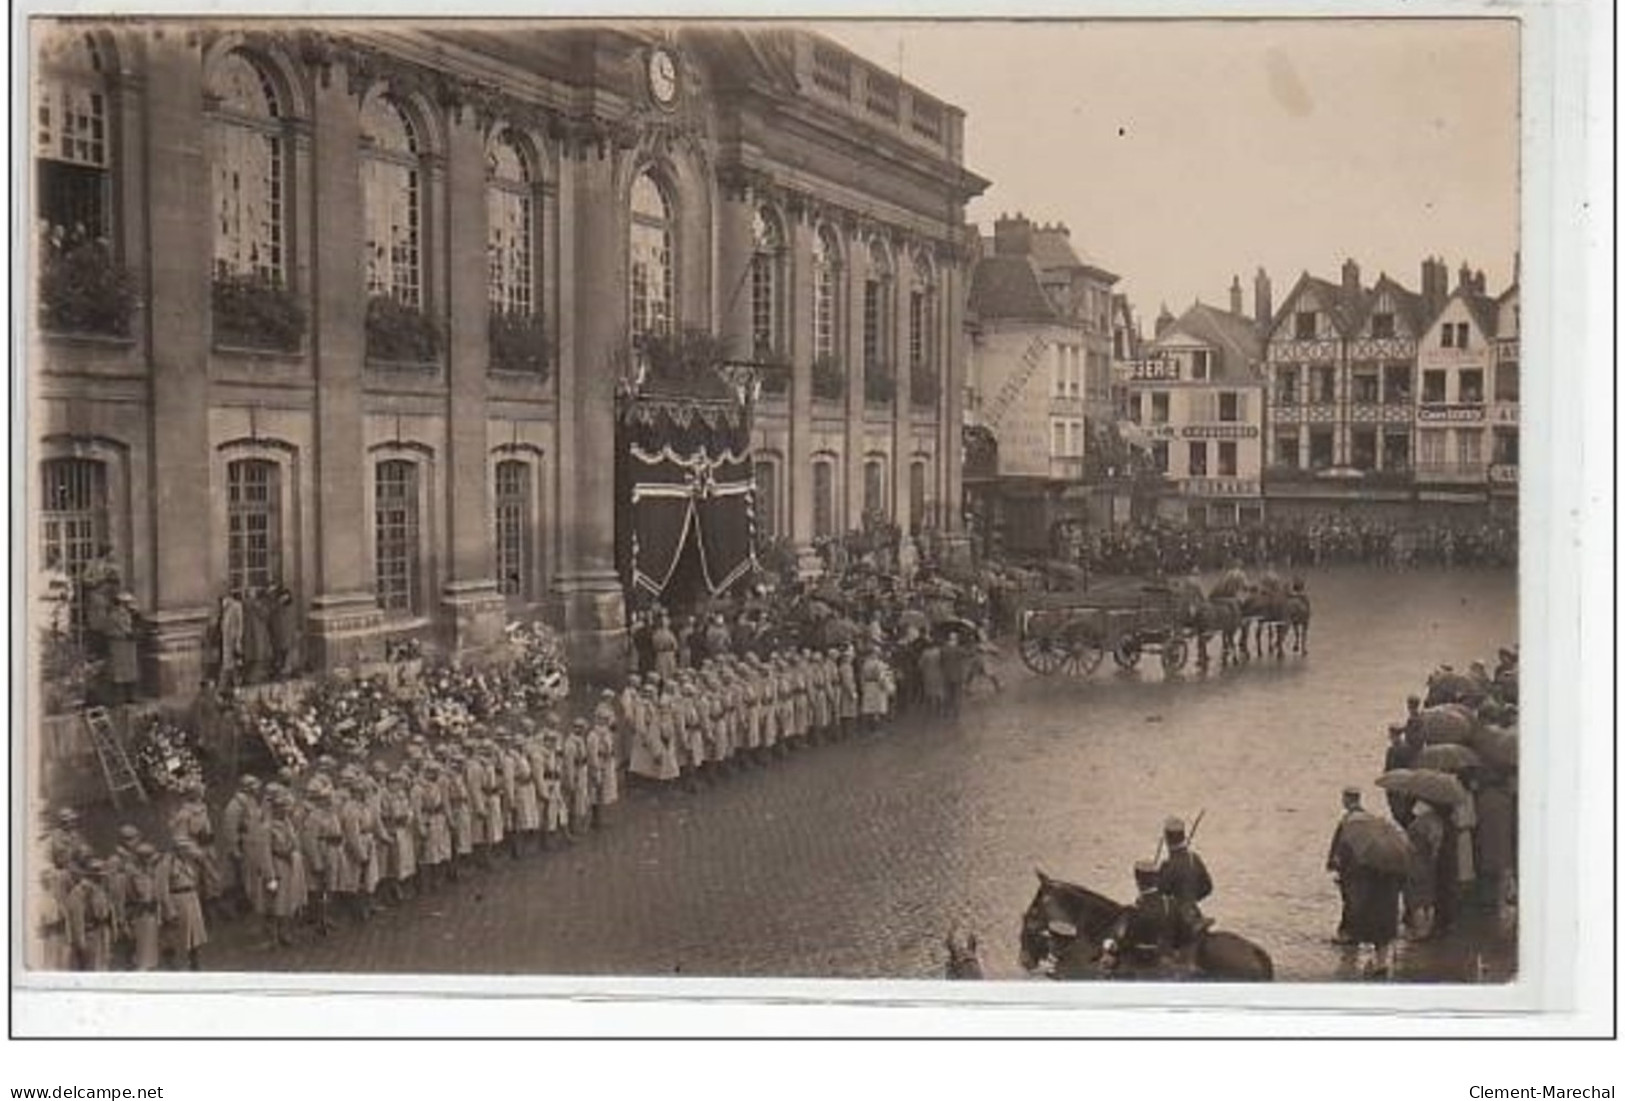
787, 211, 815, 551
941, 256, 967, 533
306, 64, 374, 669
547, 146, 625, 679
440, 107, 504, 655
841, 228, 864, 531
143, 34, 213, 695
891, 252, 913, 532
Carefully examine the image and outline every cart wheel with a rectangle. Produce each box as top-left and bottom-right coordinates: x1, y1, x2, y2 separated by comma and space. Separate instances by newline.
1019, 634, 1066, 676
1062, 631, 1104, 677
1162, 637, 1190, 674
1113, 639, 1142, 670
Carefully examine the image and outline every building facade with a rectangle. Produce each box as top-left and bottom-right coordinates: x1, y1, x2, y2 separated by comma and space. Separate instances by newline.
1133, 296, 1267, 527
963, 215, 1118, 554
1413, 266, 1502, 513
28, 21, 986, 693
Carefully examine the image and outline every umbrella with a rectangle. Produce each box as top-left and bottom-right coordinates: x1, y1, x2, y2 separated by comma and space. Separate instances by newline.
1416, 743, 1485, 774
1376, 768, 1469, 809
1472, 724, 1519, 772
1417, 706, 1477, 746
1336, 813, 1413, 877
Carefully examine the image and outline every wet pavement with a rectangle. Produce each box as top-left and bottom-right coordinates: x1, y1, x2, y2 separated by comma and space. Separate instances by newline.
203, 566, 1518, 982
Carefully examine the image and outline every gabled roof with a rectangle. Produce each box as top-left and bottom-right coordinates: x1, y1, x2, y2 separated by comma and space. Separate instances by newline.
1361, 274, 1429, 336
968, 255, 1062, 321
1154, 302, 1265, 382
1266, 272, 1367, 340
1422, 288, 1501, 342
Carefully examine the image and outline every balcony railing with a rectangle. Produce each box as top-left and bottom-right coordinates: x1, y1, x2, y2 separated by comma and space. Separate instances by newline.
1414, 462, 1487, 484
1049, 457, 1086, 481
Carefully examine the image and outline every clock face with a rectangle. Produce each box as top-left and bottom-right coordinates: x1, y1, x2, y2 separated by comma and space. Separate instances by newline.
649, 49, 678, 104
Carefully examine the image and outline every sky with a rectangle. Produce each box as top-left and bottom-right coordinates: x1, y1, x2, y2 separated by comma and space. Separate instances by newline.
821, 19, 1520, 325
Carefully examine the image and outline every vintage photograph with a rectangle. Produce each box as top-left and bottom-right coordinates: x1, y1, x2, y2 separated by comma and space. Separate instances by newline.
20, 15, 1522, 990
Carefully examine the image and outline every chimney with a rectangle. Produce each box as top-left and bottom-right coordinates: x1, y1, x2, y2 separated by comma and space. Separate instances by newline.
1154, 303, 1175, 339
993, 212, 1033, 257
1342, 258, 1361, 295
1421, 257, 1447, 315
1229, 275, 1243, 316
1254, 267, 1273, 325
1513, 250, 1521, 285
1474, 269, 1487, 295
1457, 261, 1473, 293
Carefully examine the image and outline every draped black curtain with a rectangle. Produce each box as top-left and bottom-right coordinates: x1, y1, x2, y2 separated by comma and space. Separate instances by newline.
616, 388, 755, 609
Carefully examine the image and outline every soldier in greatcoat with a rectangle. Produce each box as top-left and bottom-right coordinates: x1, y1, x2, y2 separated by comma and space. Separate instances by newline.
462, 745, 492, 869
561, 720, 593, 836
36, 865, 72, 970
537, 732, 569, 842
383, 771, 418, 898
105, 824, 144, 966
588, 707, 621, 826
337, 775, 374, 921
510, 738, 542, 854
169, 779, 224, 913
415, 760, 452, 889
773, 658, 796, 755
161, 838, 209, 969
837, 646, 859, 739
442, 748, 473, 878
264, 787, 308, 946
299, 778, 341, 935
126, 844, 163, 970
66, 858, 114, 971
628, 684, 678, 787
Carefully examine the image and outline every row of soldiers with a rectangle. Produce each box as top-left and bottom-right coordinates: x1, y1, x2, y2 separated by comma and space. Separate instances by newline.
38, 709, 626, 970
619, 645, 897, 786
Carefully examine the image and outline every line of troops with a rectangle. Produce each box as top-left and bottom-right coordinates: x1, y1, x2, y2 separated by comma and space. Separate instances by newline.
620, 646, 898, 785
36, 645, 904, 971
36, 709, 625, 971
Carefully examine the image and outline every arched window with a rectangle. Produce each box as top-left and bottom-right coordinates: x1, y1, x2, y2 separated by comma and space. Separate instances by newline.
909, 253, 935, 371
863, 240, 892, 372
629, 170, 673, 341
225, 458, 282, 594
209, 51, 284, 282
487, 132, 535, 317
374, 459, 421, 614
812, 227, 841, 362
493, 458, 533, 600
36, 32, 110, 243
40, 456, 109, 582
812, 458, 836, 539
749, 207, 785, 358
863, 456, 887, 520
361, 96, 422, 307
909, 460, 928, 534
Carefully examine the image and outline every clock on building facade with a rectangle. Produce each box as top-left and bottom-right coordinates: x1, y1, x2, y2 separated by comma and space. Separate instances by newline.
648, 46, 679, 106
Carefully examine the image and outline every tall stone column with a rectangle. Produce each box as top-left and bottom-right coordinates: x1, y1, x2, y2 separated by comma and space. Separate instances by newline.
717, 189, 754, 357
548, 145, 625, 679
141, 34, 213, 696
440, 109, 505, 654
787, 212, 816, 571
306, 64, 383, 668
891, 251, 914, 533
843, 228, 865, 532
940, 256, 970, 559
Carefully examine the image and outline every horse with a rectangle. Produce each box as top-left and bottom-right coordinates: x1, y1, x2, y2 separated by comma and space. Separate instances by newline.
1242, 587, 1291, 659
1202, 595, 1247, 663
1019, 871, 1274, 983
943, 930, 985, 979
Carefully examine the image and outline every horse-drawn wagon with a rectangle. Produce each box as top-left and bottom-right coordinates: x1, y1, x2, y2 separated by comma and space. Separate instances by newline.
1016, 582, 1193, 678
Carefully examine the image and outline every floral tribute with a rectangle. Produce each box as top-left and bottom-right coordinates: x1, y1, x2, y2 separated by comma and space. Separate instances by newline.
130, 713, 204, 795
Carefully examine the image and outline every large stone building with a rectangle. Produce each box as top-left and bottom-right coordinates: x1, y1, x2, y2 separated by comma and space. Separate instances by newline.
962, 214, 1119, 553
28, 21, 987, 693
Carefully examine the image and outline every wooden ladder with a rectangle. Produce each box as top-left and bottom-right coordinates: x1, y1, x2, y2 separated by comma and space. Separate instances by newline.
82, 706, 148, 810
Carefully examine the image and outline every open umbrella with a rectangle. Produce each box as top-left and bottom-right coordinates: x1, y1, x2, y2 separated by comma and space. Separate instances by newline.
1416, 743, 1485, 774
1417, 706, 1477, 746
1336, 813, 1413, 877
1471, 724, 1519, 772
1376, 768, 1469, 809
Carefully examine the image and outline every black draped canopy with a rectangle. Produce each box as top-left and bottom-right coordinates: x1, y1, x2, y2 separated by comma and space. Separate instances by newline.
615, 377, 756, 608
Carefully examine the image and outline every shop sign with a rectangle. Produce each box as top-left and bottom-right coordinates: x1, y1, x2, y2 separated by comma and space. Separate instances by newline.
1180, 478, 1261, 498
1418, 404, 1485, 424
1118, 358, 1181, 382
1182, 424, 1259, 440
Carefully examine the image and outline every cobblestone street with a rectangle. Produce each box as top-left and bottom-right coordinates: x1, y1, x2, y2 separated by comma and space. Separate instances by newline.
204, 567, 1517, 982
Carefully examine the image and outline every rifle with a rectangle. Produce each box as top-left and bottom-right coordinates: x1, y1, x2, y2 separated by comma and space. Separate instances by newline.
1152, 807, 1207, 864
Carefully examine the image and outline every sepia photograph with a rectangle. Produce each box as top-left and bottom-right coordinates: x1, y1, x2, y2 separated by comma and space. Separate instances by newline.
13, 6, 1599, 1040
